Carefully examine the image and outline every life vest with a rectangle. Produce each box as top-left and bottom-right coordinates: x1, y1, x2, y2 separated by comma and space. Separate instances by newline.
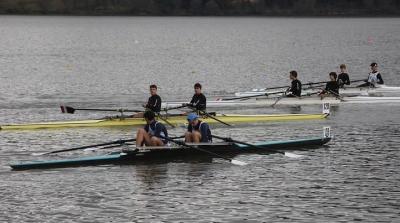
368, 72, 380, 84
148, 121, 165, 138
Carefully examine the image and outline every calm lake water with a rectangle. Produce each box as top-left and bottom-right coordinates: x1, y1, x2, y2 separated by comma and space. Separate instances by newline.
1, 16, 400, 222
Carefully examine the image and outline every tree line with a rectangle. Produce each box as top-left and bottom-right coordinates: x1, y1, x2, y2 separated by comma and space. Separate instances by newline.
0, 0, 399, 15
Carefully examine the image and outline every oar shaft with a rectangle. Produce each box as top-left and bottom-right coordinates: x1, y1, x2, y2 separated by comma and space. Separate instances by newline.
45, 139, 136, 155
161, 136, 245, 165
212, 135, 284, 154
198, 110, 232, 126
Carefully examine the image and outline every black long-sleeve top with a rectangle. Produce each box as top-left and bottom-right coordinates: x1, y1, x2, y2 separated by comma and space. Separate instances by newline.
337, 73, 351, 87
189, 93, 207, 111
288, 79, 302, 97
324, 81, 339, 95
146, 95, 162, 112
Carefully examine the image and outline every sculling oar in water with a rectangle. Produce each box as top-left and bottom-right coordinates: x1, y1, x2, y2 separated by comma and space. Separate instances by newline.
161, 136, 247, 166
33, 135, 186, 156
184, 104, 232, 127
60, 105, 143, 114
211, 135, 303, 158
32, 138, 137, 156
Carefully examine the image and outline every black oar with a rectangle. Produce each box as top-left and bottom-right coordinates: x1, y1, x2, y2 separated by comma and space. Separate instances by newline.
33, 135, 186, 156
303, 78, 366, 87
161, 136, 247, 166
155, 112, 176, 128
60, 105, 143, 114
33, 138, 137, 156
222, 90, 286, 101
161, 104, 188, 112
212, 135, 303, 158
195, 109, 232, 127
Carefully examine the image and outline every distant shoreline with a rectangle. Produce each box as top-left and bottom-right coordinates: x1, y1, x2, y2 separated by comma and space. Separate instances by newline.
1, 0, 399, 17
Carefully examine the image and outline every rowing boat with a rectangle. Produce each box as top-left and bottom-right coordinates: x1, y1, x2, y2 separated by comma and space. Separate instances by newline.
163, 94, 400, 109
0, 113, 328, 131
9, 136, 331, 170
235, 85, 400, 97
163, 97, 340, 109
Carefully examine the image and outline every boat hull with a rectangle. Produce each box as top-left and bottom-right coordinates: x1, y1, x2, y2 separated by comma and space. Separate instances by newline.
163, 97, 340, 109
0, 113, 328, 131
10, 137, 331, 170
235, 85, 400, 97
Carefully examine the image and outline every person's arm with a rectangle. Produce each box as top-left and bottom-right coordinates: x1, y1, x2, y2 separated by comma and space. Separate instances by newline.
377, 73, 384, 84
200, 123, 210, 142
145, 97, 156, 110
154, 123, 162, 137
187, 95, 196, 107
155, 96, 162, 112
197, 94, 206, 110
345, 74, 351, 85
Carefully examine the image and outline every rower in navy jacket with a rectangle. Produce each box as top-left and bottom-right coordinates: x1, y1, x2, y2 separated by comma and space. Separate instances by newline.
286, 70, 302, 97
134, 84, 162, 117
185, 113, 212, 143
136, 110, 168, 147
320, 72, 340, 96
358, 62, 384, 87
187, 83, 206, 112
337, 64, 351, 88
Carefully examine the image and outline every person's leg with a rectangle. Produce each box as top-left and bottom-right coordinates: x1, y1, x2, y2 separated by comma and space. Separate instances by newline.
136, 128, 151, 146
192, 131, 202, 143
150, 137, 164, 146
185, 132, 193, 142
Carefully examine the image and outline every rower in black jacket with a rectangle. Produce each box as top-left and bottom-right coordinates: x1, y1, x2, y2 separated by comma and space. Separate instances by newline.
337, 64, 351, 88
320, 72, 340, 96
134, 84, 162, 118
188, 83, 206, 111
145, 84, 162, 113
286, 70, 302, 97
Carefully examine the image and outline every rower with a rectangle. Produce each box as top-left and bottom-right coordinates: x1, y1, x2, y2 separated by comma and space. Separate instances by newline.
185, 113, 212, 143
337, 64, 351, 88
186, 83, 207, 112
286, 70, 302, 97
358, 62, 384, 87
320, 72, 340, 96
134, 84, 162, 117
136, 110, 168, 147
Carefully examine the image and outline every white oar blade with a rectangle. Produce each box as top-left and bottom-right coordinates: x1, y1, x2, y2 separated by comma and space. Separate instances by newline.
83, 148, 98, 152
284, 152, 303, 158
231, 159, 247, 166
32, 152, 47, 156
